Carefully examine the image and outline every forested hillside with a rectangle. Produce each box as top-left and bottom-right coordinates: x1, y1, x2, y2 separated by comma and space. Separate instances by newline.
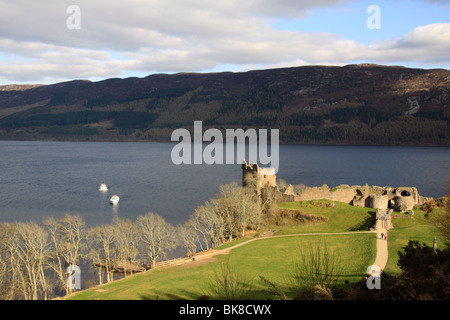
0, 64, 449, 145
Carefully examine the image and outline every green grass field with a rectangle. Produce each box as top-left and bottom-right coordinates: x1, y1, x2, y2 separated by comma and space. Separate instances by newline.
68, 233, 376, 300
384, 206, 447, 274
66, 199, 447, 300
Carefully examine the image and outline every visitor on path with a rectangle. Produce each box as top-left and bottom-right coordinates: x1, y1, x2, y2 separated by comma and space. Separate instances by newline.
381, 232, 384, 240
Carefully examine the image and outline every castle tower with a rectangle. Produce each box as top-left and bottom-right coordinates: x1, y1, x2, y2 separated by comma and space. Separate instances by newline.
241, 161, 277, 193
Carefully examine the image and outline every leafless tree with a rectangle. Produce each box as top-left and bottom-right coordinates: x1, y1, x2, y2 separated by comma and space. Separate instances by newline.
216, 185, 239, 241
112, 217, 141, 276
0, 253, 5, 292
277, 178, 289, 192
177, 224, 199, 256
216, 182, 261, 239
260, 185, 281, 224
0, 223, 19, 299
187, 201, 224, 250
236, 186, 262, 237
87, 224, 116, 283
136, 212, 177, 268
12, 222, 50, 300
43, 214, 86, 295
185, 181, 264, 250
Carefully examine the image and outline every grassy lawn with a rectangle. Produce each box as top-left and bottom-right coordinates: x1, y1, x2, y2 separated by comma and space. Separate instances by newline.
68, 232, 376, 300
66, 199, 446, 300
384, 206, 447, 275
275, 200, 376, 234
276, 201, 448, 277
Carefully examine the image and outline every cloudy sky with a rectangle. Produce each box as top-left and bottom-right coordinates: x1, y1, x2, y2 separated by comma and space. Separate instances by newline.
1, 0, 449, 84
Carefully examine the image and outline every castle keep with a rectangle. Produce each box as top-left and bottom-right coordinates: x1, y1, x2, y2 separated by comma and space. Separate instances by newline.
242, 161, 277, 193
242, 163, 432, 212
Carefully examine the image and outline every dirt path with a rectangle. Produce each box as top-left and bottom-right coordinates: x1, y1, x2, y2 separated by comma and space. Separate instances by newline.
372, 220, 389, 271
181, 230, 387, 270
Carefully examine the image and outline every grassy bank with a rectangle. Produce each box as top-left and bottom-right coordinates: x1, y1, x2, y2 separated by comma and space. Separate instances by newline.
68, 232, 376, 300
275, 199, 376, 234
66, 199, 446, 300
384, 206, 447, 274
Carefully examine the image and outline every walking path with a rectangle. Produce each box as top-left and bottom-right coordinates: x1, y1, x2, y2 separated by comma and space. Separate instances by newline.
176, 228, 389, 272
372, 220, 389, 271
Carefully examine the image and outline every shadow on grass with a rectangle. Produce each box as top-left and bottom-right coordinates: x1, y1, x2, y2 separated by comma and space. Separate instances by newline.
347, 211, 376, 231
139, 287, 201, 300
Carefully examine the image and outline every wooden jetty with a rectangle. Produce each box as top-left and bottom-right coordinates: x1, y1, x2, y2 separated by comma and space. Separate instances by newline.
91, 257, 190, 273
92, 259, 147, 274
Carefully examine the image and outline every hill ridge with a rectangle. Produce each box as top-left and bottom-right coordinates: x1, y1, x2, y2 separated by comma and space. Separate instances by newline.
0, 64, 449, 145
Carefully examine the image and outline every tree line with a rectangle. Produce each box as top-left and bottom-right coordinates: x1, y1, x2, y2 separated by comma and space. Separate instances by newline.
0, 181, 278, 300
0, 110, 159, 130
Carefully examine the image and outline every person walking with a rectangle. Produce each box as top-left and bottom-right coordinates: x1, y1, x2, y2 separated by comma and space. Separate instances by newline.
381, 232, 384, 240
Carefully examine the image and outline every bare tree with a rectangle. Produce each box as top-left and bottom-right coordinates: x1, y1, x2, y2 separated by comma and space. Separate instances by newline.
136, 212, 177, 268
260, 185, 280, 224
112, 217, 140, 276
216, 183, 240, 241
12, 222, 50, 300
43, 214, 86, 295
185, 181, 263, 250
0, 223, 19, 299
277, 178, 288, 192
177, 224, 199, 256
216, 182, 261, 239
236, 186, 262, 237
87, 224, 116, 283
187, 201, 224, 250
0, 253, 5, 293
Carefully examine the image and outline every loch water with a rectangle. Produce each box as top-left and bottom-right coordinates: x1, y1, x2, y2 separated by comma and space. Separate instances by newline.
0, 140, 449, 227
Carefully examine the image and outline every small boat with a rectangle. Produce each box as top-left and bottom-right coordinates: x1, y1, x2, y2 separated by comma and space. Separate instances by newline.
98, 184, 108, 192
110, 195, 120, 205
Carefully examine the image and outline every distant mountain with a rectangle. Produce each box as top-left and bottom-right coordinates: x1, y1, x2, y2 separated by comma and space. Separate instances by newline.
0, 64, 449, 145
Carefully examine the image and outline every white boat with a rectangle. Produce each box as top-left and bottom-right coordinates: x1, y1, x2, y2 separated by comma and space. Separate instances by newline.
110, 195, 120, 205
98, 184, 108, 192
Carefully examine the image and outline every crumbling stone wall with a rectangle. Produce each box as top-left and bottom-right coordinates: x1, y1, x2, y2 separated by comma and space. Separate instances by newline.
375, 208, 394, 230
242, 163, 433, 211
368, 194, 390, 210
288, 184, 358, 204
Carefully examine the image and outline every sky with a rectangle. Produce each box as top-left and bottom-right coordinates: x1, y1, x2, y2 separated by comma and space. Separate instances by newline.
0, 0, 449, 85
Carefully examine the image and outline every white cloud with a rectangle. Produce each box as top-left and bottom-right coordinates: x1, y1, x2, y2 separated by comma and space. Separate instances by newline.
0, 0, 449, 84
365, 23, 450, 65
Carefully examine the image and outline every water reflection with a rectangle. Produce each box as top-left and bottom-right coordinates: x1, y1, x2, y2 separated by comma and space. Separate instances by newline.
111, 204, 119, 218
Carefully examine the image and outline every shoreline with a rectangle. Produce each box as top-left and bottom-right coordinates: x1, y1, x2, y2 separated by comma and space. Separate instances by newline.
0, 136, 449, 148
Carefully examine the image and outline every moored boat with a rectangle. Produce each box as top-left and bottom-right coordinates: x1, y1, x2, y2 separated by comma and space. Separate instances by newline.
110, 195, 120, 205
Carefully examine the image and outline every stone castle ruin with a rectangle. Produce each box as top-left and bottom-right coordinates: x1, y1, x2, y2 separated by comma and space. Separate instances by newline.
242, 162, 433, 213
242, 161, 277, 193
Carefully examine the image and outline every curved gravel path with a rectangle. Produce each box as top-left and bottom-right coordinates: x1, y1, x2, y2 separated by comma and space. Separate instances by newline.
181, 229, 388, 272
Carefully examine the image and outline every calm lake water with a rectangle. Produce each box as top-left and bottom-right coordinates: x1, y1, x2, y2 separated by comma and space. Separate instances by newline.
0, 141, 449, 227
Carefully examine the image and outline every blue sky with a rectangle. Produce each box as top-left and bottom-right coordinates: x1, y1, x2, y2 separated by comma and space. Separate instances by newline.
0, 0, 449, 84
272, 0, 450, 44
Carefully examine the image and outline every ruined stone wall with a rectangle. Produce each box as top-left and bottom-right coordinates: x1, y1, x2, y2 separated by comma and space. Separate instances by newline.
242, 162, 277, 193
242, 163, 433, 211
291, 184, 357, 204
287, 183, 432, 211
259, 168, 277, 188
